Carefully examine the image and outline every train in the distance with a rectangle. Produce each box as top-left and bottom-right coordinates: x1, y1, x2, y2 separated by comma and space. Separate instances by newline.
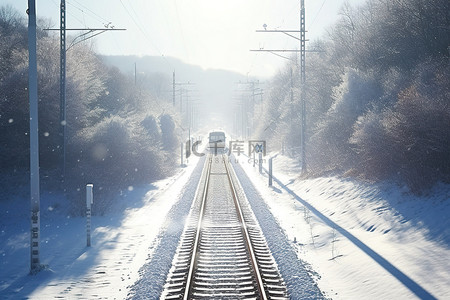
208, 131, 226, 153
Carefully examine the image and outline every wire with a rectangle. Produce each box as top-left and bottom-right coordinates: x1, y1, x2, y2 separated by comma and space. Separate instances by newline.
308, 0, 327, 30
173, 0, 189, 61
127, 1, 142, 24
64, 2, 87, 27
119, 0, 174, 69
69, 0, 111, 24
67, 0, 115, 29
115, 1, 186, 129
50, 0, 59, 9
119, 1, 156, 51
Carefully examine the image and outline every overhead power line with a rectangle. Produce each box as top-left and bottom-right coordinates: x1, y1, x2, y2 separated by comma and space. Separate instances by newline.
45, 1, 125, 179
118, 0, 174, 69
69, 0, 111, 24
308, 0, 327, 30
250, 0, 318, 174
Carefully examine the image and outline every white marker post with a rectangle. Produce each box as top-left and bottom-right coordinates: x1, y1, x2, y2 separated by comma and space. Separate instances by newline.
86, 184, 93, 247
269, 157, 273, 186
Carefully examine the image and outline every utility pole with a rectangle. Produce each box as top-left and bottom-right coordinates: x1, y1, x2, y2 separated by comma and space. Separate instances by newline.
172, 71, 175, 106
174, 81, 195, 115
300, 0, 306, 174
235, 81, 263, 139
184, 89, 200, 142
174, 81, 195, 142
186, 88, 190, 143
60, 0, 66, 180
46, 2, 125, 180
180, 88, 183, 114
251, 0, 314, 174
27, 0, 41, 274
290, 67, 294, 131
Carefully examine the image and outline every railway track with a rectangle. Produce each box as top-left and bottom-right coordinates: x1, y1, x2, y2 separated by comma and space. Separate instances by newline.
161, 154, 289, 299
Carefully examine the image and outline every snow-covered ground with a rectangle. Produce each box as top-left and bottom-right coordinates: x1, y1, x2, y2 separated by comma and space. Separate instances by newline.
1, 149, 449, 299
235, 152, 449, 299
0, 154, 204, 300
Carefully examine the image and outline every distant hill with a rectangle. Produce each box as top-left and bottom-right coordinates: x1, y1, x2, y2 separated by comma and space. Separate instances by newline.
99, 55, 262, 130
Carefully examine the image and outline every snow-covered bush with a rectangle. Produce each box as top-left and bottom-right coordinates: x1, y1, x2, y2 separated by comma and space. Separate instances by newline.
350, 109, 395, 180
351, 60, 450, 191
160, 114, 178, 151
252, 67, 298, 154
0, 5, 181, 209
68, 115, 168, 214
308, 69, 382, 174
247, 0, 448, 192
142, 114, 161, 144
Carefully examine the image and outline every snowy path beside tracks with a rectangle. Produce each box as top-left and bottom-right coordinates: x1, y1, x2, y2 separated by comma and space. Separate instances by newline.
0, 156, 204, 300
236, 153, 450, 299
127, 156, 205, 299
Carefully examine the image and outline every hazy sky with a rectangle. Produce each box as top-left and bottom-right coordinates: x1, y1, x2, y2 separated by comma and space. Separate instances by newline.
6, 0, 365, 77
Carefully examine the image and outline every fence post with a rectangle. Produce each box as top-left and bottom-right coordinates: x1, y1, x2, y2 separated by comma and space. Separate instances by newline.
259, 152, 263, 174
186, 139, 191, 163
269, 157, 273, 186
253, 150, 256, 167
86, 184, 93, 247
180, 142, 184, 166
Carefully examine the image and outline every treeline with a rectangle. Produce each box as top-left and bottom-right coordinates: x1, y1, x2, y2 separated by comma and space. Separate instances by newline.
0, 6, 179, 212
253, 0, 449, 192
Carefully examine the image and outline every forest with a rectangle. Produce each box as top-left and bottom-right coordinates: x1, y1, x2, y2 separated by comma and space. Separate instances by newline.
0, 5, 180, 213
252, 0, 449, 192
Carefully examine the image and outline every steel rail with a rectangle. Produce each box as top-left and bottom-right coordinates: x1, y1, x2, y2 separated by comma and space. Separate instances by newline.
223, 156, 268, 300
183, 155, 212, 300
